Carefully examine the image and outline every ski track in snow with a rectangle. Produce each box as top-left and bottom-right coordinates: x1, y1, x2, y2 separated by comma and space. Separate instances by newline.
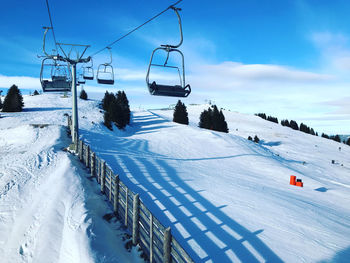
0, 95, 143, 263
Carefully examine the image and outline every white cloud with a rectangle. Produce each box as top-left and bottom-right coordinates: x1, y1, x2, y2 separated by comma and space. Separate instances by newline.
0, 75, 40, 90
311, 32, 350, 72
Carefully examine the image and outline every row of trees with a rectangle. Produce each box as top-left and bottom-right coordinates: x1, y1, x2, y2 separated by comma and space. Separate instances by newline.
173, 100, 229, 133
102, 91, 130, 130
1, 85, 24, 112
255, 113, 278, 124
256, 112, 350, 146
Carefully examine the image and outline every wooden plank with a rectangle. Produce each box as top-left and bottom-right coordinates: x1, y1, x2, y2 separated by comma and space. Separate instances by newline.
113, 175, 119, 214
124, 188, 128, 227
172, 238, 194, 263
163, 227, 171, 263
171, 247, 184, 263
140, 201, 151, 217
152, 240, 164, 263
90, 151, 95, 177
150, 214, 154, 263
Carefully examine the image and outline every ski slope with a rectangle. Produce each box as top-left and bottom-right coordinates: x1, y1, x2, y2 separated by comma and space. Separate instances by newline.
1, 93, 350, 262
0, 95, 143, 263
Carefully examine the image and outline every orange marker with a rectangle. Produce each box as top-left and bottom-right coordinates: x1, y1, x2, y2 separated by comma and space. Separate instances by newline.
290, 175, 296, 185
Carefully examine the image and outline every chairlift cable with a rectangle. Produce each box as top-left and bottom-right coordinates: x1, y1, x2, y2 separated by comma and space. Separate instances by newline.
90, 0, 183, 58
45, 0, 58, 54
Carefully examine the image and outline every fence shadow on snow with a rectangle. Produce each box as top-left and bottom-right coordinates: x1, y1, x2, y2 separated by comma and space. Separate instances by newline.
68, 114, 283, 263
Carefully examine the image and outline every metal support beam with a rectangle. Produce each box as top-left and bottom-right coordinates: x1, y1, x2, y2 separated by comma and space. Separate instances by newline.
71, 63, 79, 146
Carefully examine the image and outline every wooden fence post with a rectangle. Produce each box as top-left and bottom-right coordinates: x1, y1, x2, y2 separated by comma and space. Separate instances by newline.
109, 169, 112, 201
79, 140, 83, 161
125, 188, 128, 227
85, 145, 90, 168
132, 194, 140, 245
150, 214, 154, 263
163, 227, 171, 263
101, 160, 105, 193
114, 175, 119, 215
90, 152, 95, 177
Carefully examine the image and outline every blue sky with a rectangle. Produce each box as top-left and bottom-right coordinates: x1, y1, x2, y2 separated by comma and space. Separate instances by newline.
1, 0, 350, 134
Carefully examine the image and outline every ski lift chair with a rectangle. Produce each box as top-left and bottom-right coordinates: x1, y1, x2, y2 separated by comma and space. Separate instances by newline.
145, 6, 191, 97
97, 47, 114, 85
83, 59, 94, 80
40, 58, 71, 92
78, 73, 86, 84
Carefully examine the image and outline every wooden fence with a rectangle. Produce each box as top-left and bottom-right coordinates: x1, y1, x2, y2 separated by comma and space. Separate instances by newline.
67, 117, 193, 263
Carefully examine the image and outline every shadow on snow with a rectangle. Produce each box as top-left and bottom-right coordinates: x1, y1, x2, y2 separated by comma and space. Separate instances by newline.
80, 112, 284, 262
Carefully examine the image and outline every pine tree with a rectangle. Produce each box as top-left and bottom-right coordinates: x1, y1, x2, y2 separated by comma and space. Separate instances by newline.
33, 90, 39, 96
218, 110, 229, 133
102, 91, 114, 111
2, 85, 24, 112
290, 120, 299, 130
255, 113, 267, 120
321, 133, 329, 139
104, 111, 112, 130
0, 95, 2, 110
332, 135, 341, 143
80, 89, 88, 100
254, 135, 260, 143
346, 138, 350, 146
102, 90, 131, 130
198, 105, 228, 133
281, 119, 290, 127
173, 100, 189, 125
248, 136, 252, 141
199, 109, 210, 129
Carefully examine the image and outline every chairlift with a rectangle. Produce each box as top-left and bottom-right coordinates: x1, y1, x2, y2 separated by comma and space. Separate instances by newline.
78, 73, 86, 85
146, 6, 191, 97
83, 58, 94, 80
97, 47, 114, 85
40, 58, 71, 92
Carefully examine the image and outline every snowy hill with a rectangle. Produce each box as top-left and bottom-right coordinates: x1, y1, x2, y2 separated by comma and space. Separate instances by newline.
1, 93, 350, 262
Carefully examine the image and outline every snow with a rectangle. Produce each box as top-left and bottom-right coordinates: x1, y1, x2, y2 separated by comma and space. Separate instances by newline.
0, 94, 143, 263
1, 93, 350, 262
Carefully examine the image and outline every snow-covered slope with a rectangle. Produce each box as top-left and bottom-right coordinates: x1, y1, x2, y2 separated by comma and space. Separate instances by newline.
0, 94, 142, 263
1, 93, 350, 262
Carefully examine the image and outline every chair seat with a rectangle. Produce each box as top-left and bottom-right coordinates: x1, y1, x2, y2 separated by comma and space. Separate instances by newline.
149, 82, 190, 97
83, 76, 94, 80
42, 80, 71, 92
97, 78, 114, 85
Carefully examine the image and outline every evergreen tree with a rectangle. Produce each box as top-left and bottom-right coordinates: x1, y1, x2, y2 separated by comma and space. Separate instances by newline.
104, 111, 112, 130
281, 119, 290, 127
310, 128, 315, 136
267, 116, 278, 124
33, 90, 39, 96
321, 133, 330, 139
199, 105, 228, 133
173, 100, 189, 125
290, 120, 299, 130
331, 135, 341, 143
248, 136, 252, 141
102, 90, 131, 130
218, 109, 229, 133
102, 91, 114, 111
212, 105, 221, 131
255, 113, 267, 120
254, 135, 260, 143
346, 138, 350, 146
0, 95, 2, 110
79, 89, 88, 100
117, 91, 131, 125
2, 85, 24, 112
199, 109, 211, 129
